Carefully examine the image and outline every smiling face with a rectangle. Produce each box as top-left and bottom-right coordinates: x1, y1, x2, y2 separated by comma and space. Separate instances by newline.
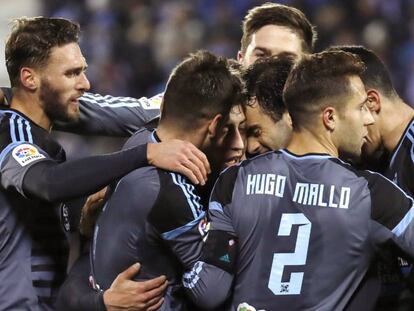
38, 42, 90, 123
211, 104, 246, 170
238, 25, 304, 67
334, 76, 375, 159
245, 101, 292, 157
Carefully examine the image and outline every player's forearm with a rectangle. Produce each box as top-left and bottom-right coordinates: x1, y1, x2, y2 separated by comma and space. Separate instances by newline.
183, 261, 233, 310
22, 144, 148, 202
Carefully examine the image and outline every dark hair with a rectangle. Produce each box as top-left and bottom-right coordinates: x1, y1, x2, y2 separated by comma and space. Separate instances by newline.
162, 50, 244, 128
328, 45, 397, 98
283, 51, 365, 130
240, 2, 316, 54
244, 53, 295, 122
5, 17, 80, 87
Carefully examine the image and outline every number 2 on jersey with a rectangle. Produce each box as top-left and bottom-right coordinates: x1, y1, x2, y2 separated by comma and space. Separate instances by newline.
268, 213, 311, 295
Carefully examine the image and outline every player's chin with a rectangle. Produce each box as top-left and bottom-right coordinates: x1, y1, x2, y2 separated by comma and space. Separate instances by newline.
66, 107, 81, 122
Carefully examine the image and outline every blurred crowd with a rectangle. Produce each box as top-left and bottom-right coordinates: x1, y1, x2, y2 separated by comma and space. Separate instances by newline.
41, 0, 414, 104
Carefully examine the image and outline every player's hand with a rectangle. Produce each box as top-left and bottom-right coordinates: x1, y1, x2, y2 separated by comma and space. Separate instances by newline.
103, 263, 168, 311
147, 140, 211, 185
79, 187, 107, 238
0, 88, 4, 104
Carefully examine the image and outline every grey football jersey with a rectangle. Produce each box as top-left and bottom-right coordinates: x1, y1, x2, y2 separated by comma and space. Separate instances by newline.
91, 128, 205, 310
0, 109, 68, 310
186, 149, 414, 311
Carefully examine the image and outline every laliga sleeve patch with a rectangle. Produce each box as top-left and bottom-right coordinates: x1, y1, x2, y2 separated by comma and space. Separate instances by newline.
12, 144, 45, 167
142, 94, 163, 110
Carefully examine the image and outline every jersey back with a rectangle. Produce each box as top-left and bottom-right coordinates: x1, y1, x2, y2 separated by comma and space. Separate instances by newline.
209, 150, 414, 310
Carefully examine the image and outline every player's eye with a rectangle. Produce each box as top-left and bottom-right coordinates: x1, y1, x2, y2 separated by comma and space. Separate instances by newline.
247, 127, 261, 138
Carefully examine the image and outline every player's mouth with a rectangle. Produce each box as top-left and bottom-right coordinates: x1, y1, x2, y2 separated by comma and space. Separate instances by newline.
223, 155, 242, 167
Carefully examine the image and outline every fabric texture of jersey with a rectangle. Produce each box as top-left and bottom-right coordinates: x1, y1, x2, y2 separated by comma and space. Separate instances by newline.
186, 149, 414, 311
0, 109, 68, 311
385, 117, 414, 196
55, 92, 161, 136
91, 128, 205, 310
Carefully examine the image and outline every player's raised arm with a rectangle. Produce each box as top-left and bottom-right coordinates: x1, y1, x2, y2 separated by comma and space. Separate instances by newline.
1, 139, 208, 203
55, 92, 162, 136
0, 87, 161, 137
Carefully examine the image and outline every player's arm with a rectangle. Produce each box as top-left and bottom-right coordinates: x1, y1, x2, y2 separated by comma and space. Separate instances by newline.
367, 171, 414, 261
56, 253, 167, 311
1, 139, 209, 202
182, 167, 240, 309
0, 88, 161, 136
55, 92, 162, 136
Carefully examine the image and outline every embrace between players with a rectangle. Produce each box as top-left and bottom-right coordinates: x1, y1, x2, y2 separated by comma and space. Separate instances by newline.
1, 2, 414, 311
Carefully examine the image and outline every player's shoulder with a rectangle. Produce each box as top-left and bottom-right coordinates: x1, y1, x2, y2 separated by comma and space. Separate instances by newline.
148, 170, 204, 233
123, 128, 154, 149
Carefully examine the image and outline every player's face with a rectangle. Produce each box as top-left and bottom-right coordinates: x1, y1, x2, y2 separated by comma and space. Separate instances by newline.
361, 96, 382, 157
238, 25, 303, 67
335, 76, 374, 159
245, 101, 292, 157
213, 104, 246, 170
39, 43, 90, 123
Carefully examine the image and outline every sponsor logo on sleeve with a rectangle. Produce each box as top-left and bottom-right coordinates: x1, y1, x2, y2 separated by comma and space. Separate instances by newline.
12, 144, 45, 167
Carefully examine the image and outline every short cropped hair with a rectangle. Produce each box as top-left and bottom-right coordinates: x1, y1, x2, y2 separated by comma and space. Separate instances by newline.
240, 2, 316, 54
244, 53, 295, 122
5, 17, 80, 87
329, 45, 397, 98
283, 51, 365, 130
162, 50, 244, 128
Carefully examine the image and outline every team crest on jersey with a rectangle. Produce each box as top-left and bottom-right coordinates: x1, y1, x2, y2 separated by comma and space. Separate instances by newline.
12, 144, 45, 167
143, 94, 163, 110
237, 302, 266, 311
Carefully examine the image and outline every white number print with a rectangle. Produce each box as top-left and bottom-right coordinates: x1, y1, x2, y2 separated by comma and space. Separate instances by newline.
268, 213, 311, 295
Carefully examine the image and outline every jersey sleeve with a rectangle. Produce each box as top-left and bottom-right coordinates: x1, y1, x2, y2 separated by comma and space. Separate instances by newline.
54, 92, 162, 136
366, 171, 414, 261
183, 165, 241, 309
148, 171, 206, 270
0, 141, 52, 196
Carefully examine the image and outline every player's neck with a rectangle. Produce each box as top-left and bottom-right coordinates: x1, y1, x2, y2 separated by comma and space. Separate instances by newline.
381, 98, 414, 152
156, 124, 205, 149
287, 129, 338, 157
10, 90, 52, 131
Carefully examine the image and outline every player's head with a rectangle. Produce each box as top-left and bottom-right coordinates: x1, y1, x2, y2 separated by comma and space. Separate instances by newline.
243, 53, 295, 157
5, 17, 89, 123
210, 59, 247, 170
283, 50, 374, 159
238, 2, 316, 67
328, 45, 398, 157
161, 50, 244, 168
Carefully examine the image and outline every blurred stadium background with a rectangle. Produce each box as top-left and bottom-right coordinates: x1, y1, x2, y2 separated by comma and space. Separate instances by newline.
1, 0, 414, 157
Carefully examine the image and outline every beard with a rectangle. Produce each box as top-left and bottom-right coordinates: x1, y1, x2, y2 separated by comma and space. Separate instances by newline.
39, 80, 80, 123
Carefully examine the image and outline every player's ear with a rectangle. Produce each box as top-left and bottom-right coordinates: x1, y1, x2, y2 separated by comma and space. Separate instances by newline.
366, 89, 381, 113
322, 106, 336, 131
283, 112, 292, 128
237, 51, 244, 64
207, 114, 223, 138
20, 67, 39, 91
